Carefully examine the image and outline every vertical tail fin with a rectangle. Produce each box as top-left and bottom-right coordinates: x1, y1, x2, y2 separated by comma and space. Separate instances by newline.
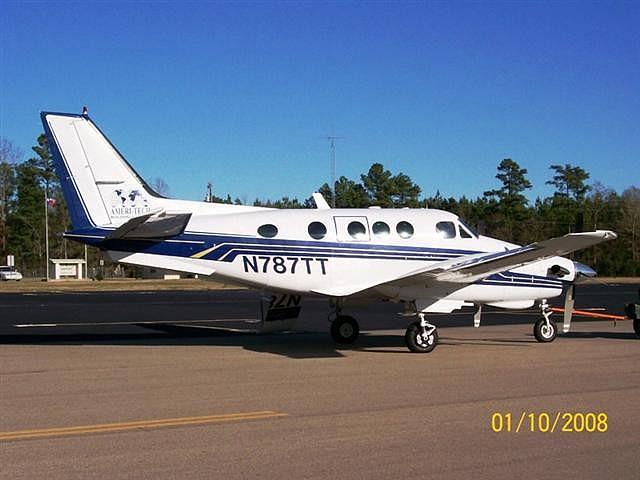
41, 112, 161, 230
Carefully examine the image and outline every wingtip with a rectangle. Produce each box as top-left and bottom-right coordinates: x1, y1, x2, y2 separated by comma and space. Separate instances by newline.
596, 230, 618, 240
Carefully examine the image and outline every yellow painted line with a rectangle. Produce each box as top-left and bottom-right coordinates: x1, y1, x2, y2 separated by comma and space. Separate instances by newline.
191, 246, 217, 259
0, 411, 288, 441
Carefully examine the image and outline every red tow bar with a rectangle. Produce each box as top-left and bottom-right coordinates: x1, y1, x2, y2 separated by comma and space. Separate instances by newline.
550, 307, 628, 321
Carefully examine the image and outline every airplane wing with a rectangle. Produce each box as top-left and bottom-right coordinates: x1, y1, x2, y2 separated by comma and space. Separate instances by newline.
420, 230, 618, 284
311, 230, 617, 297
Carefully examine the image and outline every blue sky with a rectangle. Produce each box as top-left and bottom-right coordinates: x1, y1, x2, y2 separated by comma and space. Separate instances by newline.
1, 1, 638, 203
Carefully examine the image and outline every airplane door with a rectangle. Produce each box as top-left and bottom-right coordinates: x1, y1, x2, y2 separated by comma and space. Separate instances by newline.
333, 216, 370, 242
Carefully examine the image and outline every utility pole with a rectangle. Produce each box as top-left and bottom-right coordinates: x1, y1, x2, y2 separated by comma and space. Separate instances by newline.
44, 184, 49, 280
324, 136, 345, 208
206, 182, 213, 203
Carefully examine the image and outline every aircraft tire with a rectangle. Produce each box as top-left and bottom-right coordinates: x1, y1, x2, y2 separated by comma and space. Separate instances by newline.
633, 319, 640, 338
330, 315, 359, 344
405, 322, 438, 353
533, 318, 557, 343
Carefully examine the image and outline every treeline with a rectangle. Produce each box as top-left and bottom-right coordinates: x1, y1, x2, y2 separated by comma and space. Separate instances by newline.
1, 135, 76, 277
249, 161, 639, 276
1, 135, 638, 277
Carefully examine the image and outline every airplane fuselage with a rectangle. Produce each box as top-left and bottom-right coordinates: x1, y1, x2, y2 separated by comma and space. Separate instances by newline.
70, 206, 572, 313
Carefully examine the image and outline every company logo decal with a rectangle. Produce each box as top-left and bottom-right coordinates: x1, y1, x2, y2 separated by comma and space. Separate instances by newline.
110, 188, 151, 218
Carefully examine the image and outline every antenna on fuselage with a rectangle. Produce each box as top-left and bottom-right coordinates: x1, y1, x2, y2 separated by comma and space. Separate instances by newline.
322, 135, 345, 208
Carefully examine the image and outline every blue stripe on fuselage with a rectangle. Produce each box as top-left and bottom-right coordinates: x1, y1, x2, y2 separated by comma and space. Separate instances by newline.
64, 228, 564, 290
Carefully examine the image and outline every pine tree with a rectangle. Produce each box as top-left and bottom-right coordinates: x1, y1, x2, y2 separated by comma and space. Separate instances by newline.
0, 138, 21, 256
547, 164, 591, 201
361, 163, 421, 208
483, 159, 532, 242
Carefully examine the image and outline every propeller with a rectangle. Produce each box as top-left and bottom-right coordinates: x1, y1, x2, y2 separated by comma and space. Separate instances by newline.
562, 261, 596, 334
473, 304, 482, 328
563, 283, 575, 333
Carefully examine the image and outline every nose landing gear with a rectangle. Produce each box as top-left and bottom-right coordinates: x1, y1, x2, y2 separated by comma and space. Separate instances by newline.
534, 300, 558, 343
405, 313, 438, 353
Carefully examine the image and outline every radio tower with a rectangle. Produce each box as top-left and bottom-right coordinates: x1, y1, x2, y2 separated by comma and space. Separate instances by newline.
324, 135, 345, 208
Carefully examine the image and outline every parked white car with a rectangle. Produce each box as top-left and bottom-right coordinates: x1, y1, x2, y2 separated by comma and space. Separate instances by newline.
0, 266, 22, 281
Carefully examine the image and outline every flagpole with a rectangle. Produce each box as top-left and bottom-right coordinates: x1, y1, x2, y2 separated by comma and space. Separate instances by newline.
44, 185, 49, 281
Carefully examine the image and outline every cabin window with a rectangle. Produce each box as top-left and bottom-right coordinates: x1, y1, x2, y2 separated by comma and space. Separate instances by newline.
436, 221, 456, 239
308, 221, 327, 240
257, 224, 278, 238
396, 221, 414, 239
459, 224, 473, 238
372, 221, 390, 237
348, 221, 367, 240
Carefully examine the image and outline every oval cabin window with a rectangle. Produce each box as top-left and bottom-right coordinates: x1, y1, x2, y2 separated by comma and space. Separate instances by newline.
348, 221, 367, 240
308, 221, 327, 240
396, 221, 414, 239
257, 224, 278, 238
372, 221, 390, 237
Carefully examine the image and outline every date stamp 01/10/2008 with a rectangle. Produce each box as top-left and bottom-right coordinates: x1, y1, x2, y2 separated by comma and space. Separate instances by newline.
490, 412, 608, 434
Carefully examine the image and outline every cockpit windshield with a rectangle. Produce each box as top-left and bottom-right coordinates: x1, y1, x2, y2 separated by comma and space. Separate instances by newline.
458, 219, 478, 238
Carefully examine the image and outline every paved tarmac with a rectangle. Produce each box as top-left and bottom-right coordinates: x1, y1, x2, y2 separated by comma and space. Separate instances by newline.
1, 284, 638, 479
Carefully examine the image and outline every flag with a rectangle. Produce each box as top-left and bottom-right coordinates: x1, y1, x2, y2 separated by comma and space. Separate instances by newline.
46, 198, 57, 208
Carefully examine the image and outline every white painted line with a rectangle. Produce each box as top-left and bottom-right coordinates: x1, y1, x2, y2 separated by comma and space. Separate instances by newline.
12, 318, 260, 328
14, 323, 58, 328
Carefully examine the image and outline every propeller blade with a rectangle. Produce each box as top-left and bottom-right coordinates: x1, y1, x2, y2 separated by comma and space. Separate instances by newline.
563, 284, 575, 333
473, 304, 482, 328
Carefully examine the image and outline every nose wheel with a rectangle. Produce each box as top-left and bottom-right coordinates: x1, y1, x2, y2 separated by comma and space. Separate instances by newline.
534, 300, 558, 342
405, 314, 438, 353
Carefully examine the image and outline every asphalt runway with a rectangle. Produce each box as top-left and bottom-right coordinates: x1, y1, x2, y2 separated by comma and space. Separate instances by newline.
1, 284, 639, 479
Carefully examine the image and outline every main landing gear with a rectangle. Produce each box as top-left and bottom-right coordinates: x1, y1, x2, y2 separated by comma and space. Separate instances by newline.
328, 303, 359, 344
405, 314, 438, 353
533, 300, 558, 343
330, 315, 360, 344
328, 299, 440, 353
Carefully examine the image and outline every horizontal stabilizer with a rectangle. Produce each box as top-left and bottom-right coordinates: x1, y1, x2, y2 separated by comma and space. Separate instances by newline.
107, 211, 191, 240
108, 251, 216, 276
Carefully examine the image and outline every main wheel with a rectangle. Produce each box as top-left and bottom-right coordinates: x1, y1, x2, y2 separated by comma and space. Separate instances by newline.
634, 318, 640, 338
405, 321, 438, 353
533, 318, 557, 343
330, 315, 359, 344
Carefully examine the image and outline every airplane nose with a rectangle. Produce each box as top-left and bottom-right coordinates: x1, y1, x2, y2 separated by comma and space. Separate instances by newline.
574, 261, 597, 278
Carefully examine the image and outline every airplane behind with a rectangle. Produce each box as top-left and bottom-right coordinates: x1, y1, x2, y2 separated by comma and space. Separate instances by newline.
41, 111, 617, 353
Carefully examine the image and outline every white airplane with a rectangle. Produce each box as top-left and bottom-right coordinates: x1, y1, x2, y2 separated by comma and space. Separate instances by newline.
41, 111, 617, 353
